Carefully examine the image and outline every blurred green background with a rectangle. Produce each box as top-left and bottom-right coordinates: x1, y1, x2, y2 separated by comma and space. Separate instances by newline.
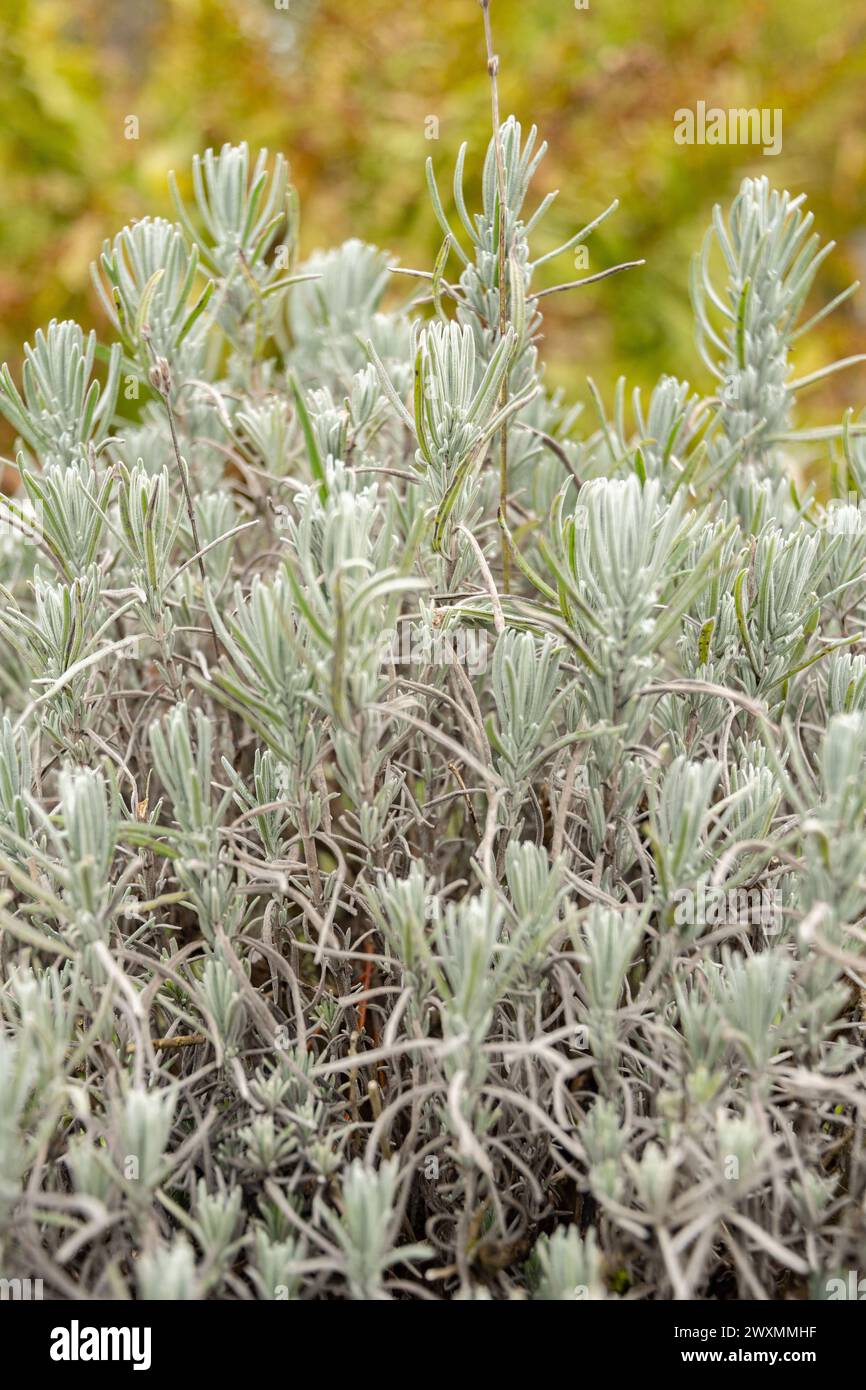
2, 0, 866, 441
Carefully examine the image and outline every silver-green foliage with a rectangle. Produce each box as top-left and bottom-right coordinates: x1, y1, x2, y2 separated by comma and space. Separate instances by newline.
0, 119, 863, 1305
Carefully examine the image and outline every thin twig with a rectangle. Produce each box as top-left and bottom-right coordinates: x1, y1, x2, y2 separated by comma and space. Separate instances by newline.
529, 258, 645, 300
143, 334, 224, 661
480, 0, 512, 593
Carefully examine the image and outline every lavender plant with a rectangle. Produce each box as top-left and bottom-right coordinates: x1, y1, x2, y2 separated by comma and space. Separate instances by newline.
0, 12, 865, 1305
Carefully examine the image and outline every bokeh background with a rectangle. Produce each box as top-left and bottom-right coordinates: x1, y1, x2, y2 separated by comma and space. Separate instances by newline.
2, 0, 866, 441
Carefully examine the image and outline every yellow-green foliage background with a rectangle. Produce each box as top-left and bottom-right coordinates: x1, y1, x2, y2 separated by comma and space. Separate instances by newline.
2, 0, 866, 444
